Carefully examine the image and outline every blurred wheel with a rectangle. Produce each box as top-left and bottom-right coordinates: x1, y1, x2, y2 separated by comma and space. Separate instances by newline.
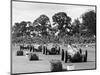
84, 50, 88, 62
46, 50, 48, 55
79, 49, 82, 54
61, 49, 64, 61
43, 46, 45, 54
65, 51, 68, 63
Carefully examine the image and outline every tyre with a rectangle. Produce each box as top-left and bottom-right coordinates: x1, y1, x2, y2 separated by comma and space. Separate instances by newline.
45, 47, 48, 55
46, 50, 48, 55
61, 49, 64, 61
79, 49, 82, 54
84, 50, 88, 62
65, 51, 68, 63
43, 46, 45, 54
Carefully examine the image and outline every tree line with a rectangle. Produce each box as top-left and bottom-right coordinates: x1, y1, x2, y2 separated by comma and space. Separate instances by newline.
12, 10, 96, 44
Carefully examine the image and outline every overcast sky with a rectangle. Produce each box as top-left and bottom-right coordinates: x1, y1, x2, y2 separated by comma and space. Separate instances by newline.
12, 1, 95, 25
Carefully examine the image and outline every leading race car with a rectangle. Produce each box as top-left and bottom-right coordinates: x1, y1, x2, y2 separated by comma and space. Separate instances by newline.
62, 44, 87, 63
44, 43, 60, 55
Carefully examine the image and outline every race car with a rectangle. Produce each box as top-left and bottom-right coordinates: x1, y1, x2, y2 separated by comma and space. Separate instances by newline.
62, 44, 87, 63
33, 44, 42, 52
44, 43, 60, 55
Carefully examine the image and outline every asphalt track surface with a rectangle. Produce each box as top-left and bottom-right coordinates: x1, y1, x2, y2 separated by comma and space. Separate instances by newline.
12, 44, 96, 74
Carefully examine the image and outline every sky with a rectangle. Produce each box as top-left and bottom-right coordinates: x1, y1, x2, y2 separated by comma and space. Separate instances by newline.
12, 1, 95, 25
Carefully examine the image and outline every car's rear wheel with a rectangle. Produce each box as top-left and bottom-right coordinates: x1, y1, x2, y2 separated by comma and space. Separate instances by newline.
61, 49, 64, 61
79, 49, 82, 54
83, 50, 88, 62
45, 47, 48, 55
46, 50, 48, 55
65, 51, 68, 63
43, 46, 45, 54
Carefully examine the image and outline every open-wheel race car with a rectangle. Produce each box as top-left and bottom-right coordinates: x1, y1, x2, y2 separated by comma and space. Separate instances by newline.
43, 43, 60, 55
61, 44, 88, 63
19, 44, 42, 52
33, 44, 42, 52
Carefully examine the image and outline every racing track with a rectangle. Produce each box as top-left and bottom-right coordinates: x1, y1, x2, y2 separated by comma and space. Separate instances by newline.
12, 44, 96, 74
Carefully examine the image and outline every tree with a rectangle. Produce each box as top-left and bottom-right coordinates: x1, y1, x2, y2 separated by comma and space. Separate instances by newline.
81, 10, 96, 36
52, 12, 71, 36
33, 14, 51, 37
12, 22, 23, 37
20, 21, 27, 34
12, 21, 34, 43
72, 19, 81, 35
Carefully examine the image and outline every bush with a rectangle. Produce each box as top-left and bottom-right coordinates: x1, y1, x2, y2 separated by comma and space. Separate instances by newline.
16, 50, 23, 56
50, 60, 63, 72
28, 53, 39, 61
